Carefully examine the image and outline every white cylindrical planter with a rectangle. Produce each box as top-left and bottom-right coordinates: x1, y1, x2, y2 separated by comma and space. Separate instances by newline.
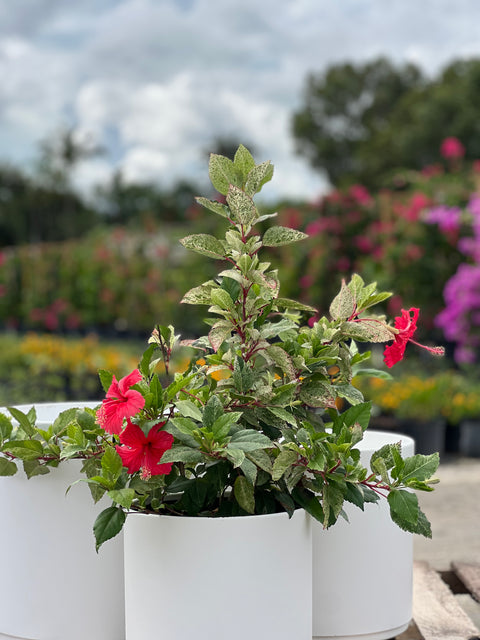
124, 510, 312, 640
0, 402, 125, 640
313, 430, 415, 640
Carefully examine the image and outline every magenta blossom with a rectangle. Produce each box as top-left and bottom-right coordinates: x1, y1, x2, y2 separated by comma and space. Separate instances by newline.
96, 369, 145, 435
440, 137, 465, 159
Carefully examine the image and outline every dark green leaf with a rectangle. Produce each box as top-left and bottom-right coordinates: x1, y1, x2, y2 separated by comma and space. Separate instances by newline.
0, 457, 17, 476
234, 475, 255, 514
93, 506, 126, 551
98, 369, 114, 393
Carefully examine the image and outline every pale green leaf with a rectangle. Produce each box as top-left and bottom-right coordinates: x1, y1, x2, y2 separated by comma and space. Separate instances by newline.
208, 153, 241, 195
226, 185, 258, 226
195, 196, 230, 218
262, 226, 307, 247
272, 449, 298, 481
244, 160, 274, 196
180, 234, 225, 259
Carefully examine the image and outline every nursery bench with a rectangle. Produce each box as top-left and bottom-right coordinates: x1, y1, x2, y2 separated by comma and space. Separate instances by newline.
396, 561, 480, 639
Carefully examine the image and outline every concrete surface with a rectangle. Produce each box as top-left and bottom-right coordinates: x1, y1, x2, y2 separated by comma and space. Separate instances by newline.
414, 455, 480, 631
414, 455, 480, 569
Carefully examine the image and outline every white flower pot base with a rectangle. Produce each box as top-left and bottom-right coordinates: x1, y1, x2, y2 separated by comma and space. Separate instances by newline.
0, 402, 125, 640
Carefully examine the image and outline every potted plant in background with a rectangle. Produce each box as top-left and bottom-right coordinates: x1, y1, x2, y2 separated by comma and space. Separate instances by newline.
443, 374, 480, 457
357, 372, 450, 455
1, 145, 445, 640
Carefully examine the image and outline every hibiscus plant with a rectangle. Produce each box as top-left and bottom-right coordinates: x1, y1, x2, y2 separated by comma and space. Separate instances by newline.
0, 145, 444, 550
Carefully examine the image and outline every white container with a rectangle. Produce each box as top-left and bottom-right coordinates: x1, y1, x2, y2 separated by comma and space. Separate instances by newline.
0, 402, 125, 640
312, 430, 415, 640
124, 509, 312, 640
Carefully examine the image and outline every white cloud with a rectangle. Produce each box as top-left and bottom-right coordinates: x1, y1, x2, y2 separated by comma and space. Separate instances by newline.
2, 0, 480, 199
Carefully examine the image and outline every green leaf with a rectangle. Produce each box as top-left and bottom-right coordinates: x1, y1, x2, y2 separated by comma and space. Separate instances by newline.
233, 144, 256, 182
228, 430, 272, 452
170, 417, 199, 436
291, 487, 325, 523
3, 439, 44, 461
342, 320, 395, 343
300, 382, 336, 408
210, 288, 235, 311
160, 446, 204, 464
93, 506, 126, 551
337, 401, 371, 431
388, 489, 419, 530
240, 457, 258, 486
359, 291, 393, 312
323, 482, 345, 527
329, 280, 356, 321
209, 153, 241, 195
175, 400, 203, 422
209, 320, 232, 352
108, 488, 136, 509
244, 160, 274, 197
233, 356, 254, 393
226, 185, 258, 227
180, 234, 225, 259
202, 396, 224, 429
211, 412, 243, 441
0, 414, 13, 440
262, 226, 307, 247
335, 384, 364, 406
344, 482, 365, 511
23, 460, 50, 478
246, 449, 273, 474
195, 196, 230, 218
265, 345, 296, 380
7, 407, 36, 437
234, 475, 255, 514
371, 442, 401, 471
274, 298, 317, 313
181, 281, 216, 305
400, 453, 440, 483
272, 449, 298, 481
0, 457, 17, 476
101, 447, 123, 480
75, 409, 97, 431
138, 344, 155, 379
98, 369, 114, 393
267, 407, 297, 427
225, 448, 245, 468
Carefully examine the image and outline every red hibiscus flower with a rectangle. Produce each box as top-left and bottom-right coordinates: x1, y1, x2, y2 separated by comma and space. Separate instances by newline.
116, 420, 174, 480
383, 308, 444, 368
96, 369, 145, 435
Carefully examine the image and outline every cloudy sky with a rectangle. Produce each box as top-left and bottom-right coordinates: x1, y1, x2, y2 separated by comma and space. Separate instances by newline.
2, 0, 480, 201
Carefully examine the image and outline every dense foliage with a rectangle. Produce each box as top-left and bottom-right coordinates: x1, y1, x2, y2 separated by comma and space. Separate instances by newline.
0, 145, 441, 551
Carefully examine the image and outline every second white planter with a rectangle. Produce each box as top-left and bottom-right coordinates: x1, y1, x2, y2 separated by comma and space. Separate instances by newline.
312, 430, 415, 640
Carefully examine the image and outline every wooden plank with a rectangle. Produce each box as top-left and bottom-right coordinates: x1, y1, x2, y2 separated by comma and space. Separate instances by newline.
412, 561, 480, 640
453, 562, 480, 604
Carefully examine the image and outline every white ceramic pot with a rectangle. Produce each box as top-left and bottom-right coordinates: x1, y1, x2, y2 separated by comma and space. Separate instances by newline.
124, 509, 312, 640
0, 402, 125, 640
312, 430, 415, 640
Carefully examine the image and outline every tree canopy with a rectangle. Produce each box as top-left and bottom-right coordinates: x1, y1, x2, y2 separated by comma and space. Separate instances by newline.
292, 57, 480, 188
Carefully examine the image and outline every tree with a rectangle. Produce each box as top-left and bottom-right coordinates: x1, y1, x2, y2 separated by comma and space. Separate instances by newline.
292, 57, 424, 188
292, 57, 480, 188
